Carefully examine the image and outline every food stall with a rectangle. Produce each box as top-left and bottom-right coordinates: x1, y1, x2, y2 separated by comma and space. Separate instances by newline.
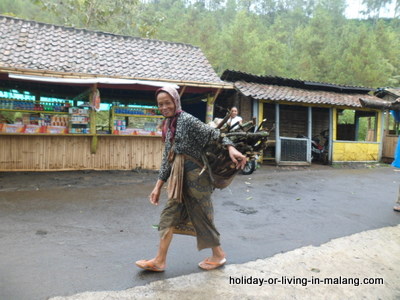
0, 77, 160, 171
0, 15, 233, 171
0, 74, 231, 171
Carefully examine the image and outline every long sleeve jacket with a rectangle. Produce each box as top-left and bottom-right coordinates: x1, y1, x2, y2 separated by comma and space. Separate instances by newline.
158, 111, 233, 182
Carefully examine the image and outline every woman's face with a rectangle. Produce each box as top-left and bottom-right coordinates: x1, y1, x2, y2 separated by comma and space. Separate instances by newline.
230, 107, 238, 118
157, 92, 176, 118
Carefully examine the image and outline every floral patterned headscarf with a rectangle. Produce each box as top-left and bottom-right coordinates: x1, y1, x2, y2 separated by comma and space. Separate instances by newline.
156, 86, 183, 143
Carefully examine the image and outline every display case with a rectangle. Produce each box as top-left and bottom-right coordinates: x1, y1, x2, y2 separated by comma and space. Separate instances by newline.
0, 98, 70, 134
0, 98, 70, 112
110, 105, 163, 136
68, 107, 91, 134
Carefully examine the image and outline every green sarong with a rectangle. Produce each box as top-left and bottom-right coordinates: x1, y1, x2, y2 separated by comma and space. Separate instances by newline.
158, 160, 220, 250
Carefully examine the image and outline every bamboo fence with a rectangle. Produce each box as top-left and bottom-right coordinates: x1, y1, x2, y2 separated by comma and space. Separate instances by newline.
0, 135, 163, 171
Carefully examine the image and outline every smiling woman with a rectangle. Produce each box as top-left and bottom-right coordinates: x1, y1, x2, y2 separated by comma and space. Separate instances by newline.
135, 86, 246, 272
157, 93, 176, 118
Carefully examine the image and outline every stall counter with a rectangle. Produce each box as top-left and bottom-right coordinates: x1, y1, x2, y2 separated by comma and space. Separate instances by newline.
0, 133, 163, 171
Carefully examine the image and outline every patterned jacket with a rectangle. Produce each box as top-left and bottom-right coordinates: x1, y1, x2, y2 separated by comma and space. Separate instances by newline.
158, 111, 233, 182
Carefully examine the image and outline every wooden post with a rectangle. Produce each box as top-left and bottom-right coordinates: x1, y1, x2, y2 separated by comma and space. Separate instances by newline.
355, 111, 360, 141
332, 108, 337, 140
206, 94, 213, 123
110, 107, 114, 133
307, 106, 312, 163
179, 86, 187, 97
275, 103, 280, 164
328, 107, 333, 163
90, 84, 98, 154
205, 88, 221, 123
258, 101, 264, 163
377, 110, 384, 161
385, 110, 390, 135
91, 135, 98, 154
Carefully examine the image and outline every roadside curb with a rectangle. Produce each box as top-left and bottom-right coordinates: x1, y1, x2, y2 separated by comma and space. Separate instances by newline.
51, 225, 400, 300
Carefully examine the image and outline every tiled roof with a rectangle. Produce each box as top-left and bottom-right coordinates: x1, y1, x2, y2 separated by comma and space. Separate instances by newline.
235, 81, 381, 108
222, 70, 383, 108
0, 15, 225, 85
222, 70, 372, 93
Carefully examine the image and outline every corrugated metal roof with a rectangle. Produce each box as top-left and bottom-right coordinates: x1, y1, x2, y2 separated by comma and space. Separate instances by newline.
375, 88, 400, 98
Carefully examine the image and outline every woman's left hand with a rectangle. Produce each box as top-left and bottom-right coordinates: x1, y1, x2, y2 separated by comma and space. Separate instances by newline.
227, 145, 247, 169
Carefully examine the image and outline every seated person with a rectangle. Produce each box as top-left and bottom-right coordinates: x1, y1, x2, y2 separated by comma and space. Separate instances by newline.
227, 106, 242, 130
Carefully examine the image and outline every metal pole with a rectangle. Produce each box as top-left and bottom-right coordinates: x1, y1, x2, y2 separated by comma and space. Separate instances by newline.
275, 103, 280, 164
329, 107, 333, 163
307, 106, 312, 163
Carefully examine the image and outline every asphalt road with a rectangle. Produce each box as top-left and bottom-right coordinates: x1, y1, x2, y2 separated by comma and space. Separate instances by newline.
0, 164, 399, 300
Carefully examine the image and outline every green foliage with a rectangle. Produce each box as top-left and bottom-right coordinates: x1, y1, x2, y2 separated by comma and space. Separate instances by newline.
338, 109, 355, 124
361, 0, 394, 18
31, 0, 141, 34
338, 109, 377, 141
1, 0, 400, 88
0, 0, 46, 20
96, 111, 110, 128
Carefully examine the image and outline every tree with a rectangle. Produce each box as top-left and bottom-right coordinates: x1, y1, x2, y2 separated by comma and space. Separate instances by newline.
0, 0, 47, 20
333, 22, 393, 87
31, 0, 154, 37
1, 0, 398, 88
361, 0, 395, 18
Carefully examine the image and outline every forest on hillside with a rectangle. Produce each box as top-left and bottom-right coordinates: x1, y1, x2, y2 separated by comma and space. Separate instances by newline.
1, 0, 399, 88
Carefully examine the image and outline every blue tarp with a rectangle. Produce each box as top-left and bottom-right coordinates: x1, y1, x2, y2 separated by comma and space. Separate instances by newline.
390, 110, 400, 123
392, 136, 400, 168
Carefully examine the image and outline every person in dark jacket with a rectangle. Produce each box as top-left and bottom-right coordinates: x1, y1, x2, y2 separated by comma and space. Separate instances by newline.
136, 86, 246, 271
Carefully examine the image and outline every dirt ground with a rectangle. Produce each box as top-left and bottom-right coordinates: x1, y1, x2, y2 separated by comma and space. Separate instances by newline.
0, 163, 399, 300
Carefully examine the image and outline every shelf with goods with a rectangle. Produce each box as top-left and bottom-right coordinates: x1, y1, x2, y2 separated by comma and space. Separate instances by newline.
0, 98, 70, 134
0, 98, 70, 113
68, 107, 91, 134
110, 105, 163, 136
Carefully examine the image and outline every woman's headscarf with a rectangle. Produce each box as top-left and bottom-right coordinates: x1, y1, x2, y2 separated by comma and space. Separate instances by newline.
156, 86, 183, 143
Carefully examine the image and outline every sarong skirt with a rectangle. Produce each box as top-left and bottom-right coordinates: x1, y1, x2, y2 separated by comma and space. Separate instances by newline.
158, 160, 220, 250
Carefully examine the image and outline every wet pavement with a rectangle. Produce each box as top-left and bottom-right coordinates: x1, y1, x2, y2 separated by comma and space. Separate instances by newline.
0, 164, 399, 300
50, 225, 400, 300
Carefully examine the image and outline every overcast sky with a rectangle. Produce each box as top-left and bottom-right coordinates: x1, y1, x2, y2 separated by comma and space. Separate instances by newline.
345, 0, 396, 18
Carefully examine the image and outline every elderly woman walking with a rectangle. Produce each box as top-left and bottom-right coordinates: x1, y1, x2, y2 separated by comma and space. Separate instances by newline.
136, 86, 246, 271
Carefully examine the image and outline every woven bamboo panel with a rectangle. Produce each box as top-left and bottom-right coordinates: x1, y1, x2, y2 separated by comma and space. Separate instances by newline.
0, 135, 163, 171
382, 135, 398, 159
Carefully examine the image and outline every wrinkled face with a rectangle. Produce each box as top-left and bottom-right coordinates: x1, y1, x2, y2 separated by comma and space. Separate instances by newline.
230, 107, 238, 118
157, 92, 176, 118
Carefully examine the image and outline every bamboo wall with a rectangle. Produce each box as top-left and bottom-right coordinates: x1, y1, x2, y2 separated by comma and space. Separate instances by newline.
0, 135, 163, 171
382, 135, 398, 159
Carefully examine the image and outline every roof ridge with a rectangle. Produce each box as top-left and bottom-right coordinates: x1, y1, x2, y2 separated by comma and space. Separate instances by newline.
222, 69, 373, 92
0, 14, 199, 49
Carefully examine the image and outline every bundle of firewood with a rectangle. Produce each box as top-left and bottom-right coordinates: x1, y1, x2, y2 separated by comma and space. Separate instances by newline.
202, 113, 270, 188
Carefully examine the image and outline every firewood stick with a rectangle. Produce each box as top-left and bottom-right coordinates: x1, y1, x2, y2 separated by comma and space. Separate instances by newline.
225, 132, 269, 138
200, 153, 215, 184
256, 119, 267, 132
217, 111, 231, 129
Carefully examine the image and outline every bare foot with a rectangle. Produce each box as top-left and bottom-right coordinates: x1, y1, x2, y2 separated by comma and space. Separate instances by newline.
198, 257, 227, 270
135, 259, 166, 272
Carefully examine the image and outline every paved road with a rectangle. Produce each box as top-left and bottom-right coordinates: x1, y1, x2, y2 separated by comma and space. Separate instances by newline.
0, 164, 399, 300
50, 225, 400, 300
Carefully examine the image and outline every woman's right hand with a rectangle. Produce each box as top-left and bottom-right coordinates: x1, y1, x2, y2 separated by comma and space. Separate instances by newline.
149, 179, 164, 206
149, 187, 161, 206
